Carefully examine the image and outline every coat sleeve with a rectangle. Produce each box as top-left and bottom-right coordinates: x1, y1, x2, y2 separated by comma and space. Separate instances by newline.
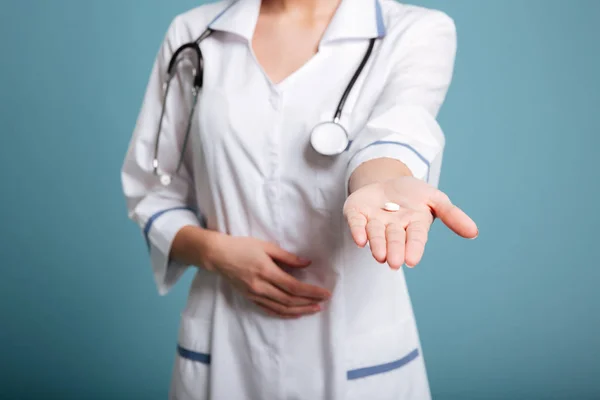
121, 16, 204, 295
345, 11, 457, 191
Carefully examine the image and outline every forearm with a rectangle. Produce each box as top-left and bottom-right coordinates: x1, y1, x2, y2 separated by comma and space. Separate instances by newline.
170, 225, 219, 269
348, 157, 413, 194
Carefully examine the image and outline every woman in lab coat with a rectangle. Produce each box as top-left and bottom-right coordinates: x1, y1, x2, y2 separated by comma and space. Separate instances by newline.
121, 0, 478, 398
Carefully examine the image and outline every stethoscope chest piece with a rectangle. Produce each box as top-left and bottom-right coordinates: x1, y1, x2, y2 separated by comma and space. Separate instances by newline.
310, 121, 349, 156
159, 174, 172, 187
309, 38, 376, 157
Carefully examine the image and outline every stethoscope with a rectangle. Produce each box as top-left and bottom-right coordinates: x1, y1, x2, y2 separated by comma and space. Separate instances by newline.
153, 28, 376, 186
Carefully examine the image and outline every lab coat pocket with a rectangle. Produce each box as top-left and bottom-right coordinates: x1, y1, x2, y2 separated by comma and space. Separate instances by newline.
345, 320, 429, 400
169, 314, 212, 400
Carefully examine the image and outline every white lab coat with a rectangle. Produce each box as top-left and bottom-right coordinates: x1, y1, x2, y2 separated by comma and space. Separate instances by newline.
121, 0, 456, 398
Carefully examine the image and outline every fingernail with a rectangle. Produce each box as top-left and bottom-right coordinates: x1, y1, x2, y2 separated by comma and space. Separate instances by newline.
470, 230, 479, 240
313, 305, 321, 312
298, 257, 312, 264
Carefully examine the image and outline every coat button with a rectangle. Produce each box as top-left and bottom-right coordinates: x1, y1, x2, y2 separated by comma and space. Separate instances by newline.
265, 181, 277, 197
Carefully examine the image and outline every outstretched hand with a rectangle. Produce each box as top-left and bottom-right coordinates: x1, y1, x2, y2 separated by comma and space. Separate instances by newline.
343, 176, 478, 269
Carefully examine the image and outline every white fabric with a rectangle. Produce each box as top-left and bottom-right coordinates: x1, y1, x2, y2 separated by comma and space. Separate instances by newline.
121, 0, 456, 398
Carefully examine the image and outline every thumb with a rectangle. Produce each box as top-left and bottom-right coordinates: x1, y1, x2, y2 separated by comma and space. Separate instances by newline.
262, 242, 312, 268
429, 190, 478, 239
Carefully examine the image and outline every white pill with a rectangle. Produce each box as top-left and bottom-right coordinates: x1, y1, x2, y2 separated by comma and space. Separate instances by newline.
383, 202, 400, 212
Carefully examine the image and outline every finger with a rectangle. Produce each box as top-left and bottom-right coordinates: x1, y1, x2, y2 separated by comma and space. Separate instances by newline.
429, 191, 478, 239
366, 219, 387, 263
266, 266, 331, 300
405, 221, 430, 267
251, 296, 321, 317
263, 242, 312, 268
385, 223, 406, 270
259, 282, 321, 307
344, 208, 368, 247
255, 304, 298, 319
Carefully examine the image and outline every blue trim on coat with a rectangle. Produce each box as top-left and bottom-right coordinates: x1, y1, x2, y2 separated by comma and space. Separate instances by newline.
207, 0, 238, 27
347, 348, 419, 380
375, 0, 386, 37
177, 345, 211, 365
143, 206, 198, 248
350, 140, 431, 183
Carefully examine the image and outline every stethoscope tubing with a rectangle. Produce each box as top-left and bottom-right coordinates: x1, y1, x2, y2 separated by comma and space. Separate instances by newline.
153, 29, 376, 184
333, 38, 376, 122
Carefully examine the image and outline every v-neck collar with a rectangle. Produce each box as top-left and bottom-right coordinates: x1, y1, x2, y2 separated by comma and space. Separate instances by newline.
207, 0, 386, 43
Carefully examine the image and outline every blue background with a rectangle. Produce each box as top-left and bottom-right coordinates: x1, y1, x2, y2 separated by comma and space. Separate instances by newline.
1, 0, 598, 399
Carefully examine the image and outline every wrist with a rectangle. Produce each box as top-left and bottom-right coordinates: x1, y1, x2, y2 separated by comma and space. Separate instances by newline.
349, 158, 413, 194
171, 225, 222, 270
192, 228, 224, 270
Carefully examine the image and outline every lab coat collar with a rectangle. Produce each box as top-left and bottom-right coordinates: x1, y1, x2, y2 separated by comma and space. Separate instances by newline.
207, 0, 386, 42
207, 0, 262, 41
322, 0, 386, 42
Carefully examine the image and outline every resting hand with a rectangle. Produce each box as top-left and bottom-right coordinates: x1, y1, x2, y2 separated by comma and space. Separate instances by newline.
201, 233, 331, 318
343, 176, 478, 269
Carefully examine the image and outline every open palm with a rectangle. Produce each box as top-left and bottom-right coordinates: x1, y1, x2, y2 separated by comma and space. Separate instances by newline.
343, 176, 478, 269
